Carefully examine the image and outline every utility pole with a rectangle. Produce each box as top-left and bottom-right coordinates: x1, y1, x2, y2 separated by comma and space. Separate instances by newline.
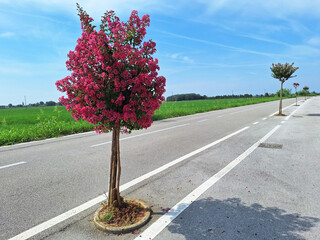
24, 96, 27, 109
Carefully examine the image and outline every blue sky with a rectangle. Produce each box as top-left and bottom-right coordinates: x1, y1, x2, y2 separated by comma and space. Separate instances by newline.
0, 0, 320, 105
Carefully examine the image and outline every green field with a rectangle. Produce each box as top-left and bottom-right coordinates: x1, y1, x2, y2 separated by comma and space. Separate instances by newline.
0, 97, 280, 146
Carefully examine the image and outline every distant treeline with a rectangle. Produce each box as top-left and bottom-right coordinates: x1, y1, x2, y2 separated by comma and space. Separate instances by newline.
167, 90, 319, 102
167, 93, 260, 102
0, 101, 62, 109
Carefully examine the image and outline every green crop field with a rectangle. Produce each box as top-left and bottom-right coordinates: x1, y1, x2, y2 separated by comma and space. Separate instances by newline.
0, 97, 281, 146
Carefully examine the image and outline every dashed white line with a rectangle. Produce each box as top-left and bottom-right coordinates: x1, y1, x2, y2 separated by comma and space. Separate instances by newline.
281, 121, 286, 124
197, 119, 209, 123
262, 117, 267, 120
253, 121, 259, 125
136, 125, 281, 240
90, 124, 190, 147
8, 126, 249, 240
0, 161, 26, 170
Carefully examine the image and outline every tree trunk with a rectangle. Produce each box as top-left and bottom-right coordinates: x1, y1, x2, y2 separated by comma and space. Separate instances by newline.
108, 127, 123, 207
279, 81, 283, 115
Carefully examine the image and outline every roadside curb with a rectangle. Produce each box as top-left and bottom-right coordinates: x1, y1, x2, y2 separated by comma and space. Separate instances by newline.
93, 199, 151, 234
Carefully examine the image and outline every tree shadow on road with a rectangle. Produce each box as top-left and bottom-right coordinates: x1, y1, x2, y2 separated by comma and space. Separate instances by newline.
167, 198, 319, 240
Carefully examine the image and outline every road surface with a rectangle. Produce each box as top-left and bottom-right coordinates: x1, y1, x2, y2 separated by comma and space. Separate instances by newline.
1, 97, 319, 239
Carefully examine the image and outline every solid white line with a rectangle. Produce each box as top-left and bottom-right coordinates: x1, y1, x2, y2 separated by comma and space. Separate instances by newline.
90, 123, 190, 147
197, 119, 209, 123
269, 101, 299, 117
284, 99, 306, 121
136, 125, 281, 240
8, 126, 249, 240
0, 161, 26, 170
7, 195, 107, 240
253, 121, 259, 125
119, 126, 249, 192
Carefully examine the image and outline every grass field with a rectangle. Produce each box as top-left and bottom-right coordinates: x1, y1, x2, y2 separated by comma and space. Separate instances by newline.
0, 97, 281, 146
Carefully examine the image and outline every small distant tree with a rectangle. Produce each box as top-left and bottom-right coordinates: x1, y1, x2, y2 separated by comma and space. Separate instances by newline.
46, 101, 56, 106
275, 88, 291, 98
56, 5, 166, 208
293, 83, 299, 105
303, 86, 309, 99
8, 103, 13, 108
270, 62, 299, 115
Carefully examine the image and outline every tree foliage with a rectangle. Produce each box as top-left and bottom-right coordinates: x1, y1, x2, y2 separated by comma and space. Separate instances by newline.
275, 88, 292, 97
56, 4, 166, 134
55, 4, 166, 208
270, 62, 299, 82
270, 62, 299, 115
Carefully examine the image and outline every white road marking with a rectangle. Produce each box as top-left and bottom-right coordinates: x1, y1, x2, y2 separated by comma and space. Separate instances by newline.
136, 125, 281, 240
119, 126, 249, 193
285, 99, 307, 121
228, 106, 260, 115
197, 119, 209, 123
217, 115, 224, 118
262, 117, 267, 120
269, 101, 301, 117
281, 121, 285, 124
0, 161, 26, 170
90, 124, 190, 147
253, 121, 259, 125
8, 126, 249, 240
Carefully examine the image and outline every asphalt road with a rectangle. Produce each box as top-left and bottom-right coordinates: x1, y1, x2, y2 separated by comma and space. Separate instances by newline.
1, 97, 319, 240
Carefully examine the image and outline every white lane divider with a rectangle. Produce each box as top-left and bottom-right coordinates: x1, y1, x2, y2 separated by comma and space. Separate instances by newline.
269, 100, 303, 117
8, 126, 249, 240
197, 119, 209, 123
136, 125, 281, 240
284, 100, 307, 121
90, 124, 190, 147
253, 121, 259, 125
262, 118, 267, 120
0, 161, 26, 170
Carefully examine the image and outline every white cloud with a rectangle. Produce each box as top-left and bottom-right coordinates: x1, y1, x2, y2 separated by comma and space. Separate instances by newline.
308, 37, 320, 46
167, 52, 195, 64
159, 30, 281, 57
197, 0, 320, 18
4, 0, 177, 19
0, 32, 14, 38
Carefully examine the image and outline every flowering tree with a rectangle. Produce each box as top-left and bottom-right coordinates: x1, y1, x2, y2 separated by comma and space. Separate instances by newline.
270, 62, 298, 115
303, 86, 309, 99
56, 4, 166, 207
293, 82, 299, 105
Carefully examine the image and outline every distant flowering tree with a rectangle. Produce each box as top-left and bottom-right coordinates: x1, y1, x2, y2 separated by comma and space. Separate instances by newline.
293, 82, 299, 105
270, 62, 298, 115
303, 86, 309, 99
56, 4, 166, 207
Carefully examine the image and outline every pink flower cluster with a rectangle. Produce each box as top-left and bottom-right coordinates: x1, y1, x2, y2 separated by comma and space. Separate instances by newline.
56, 6, 166, 133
